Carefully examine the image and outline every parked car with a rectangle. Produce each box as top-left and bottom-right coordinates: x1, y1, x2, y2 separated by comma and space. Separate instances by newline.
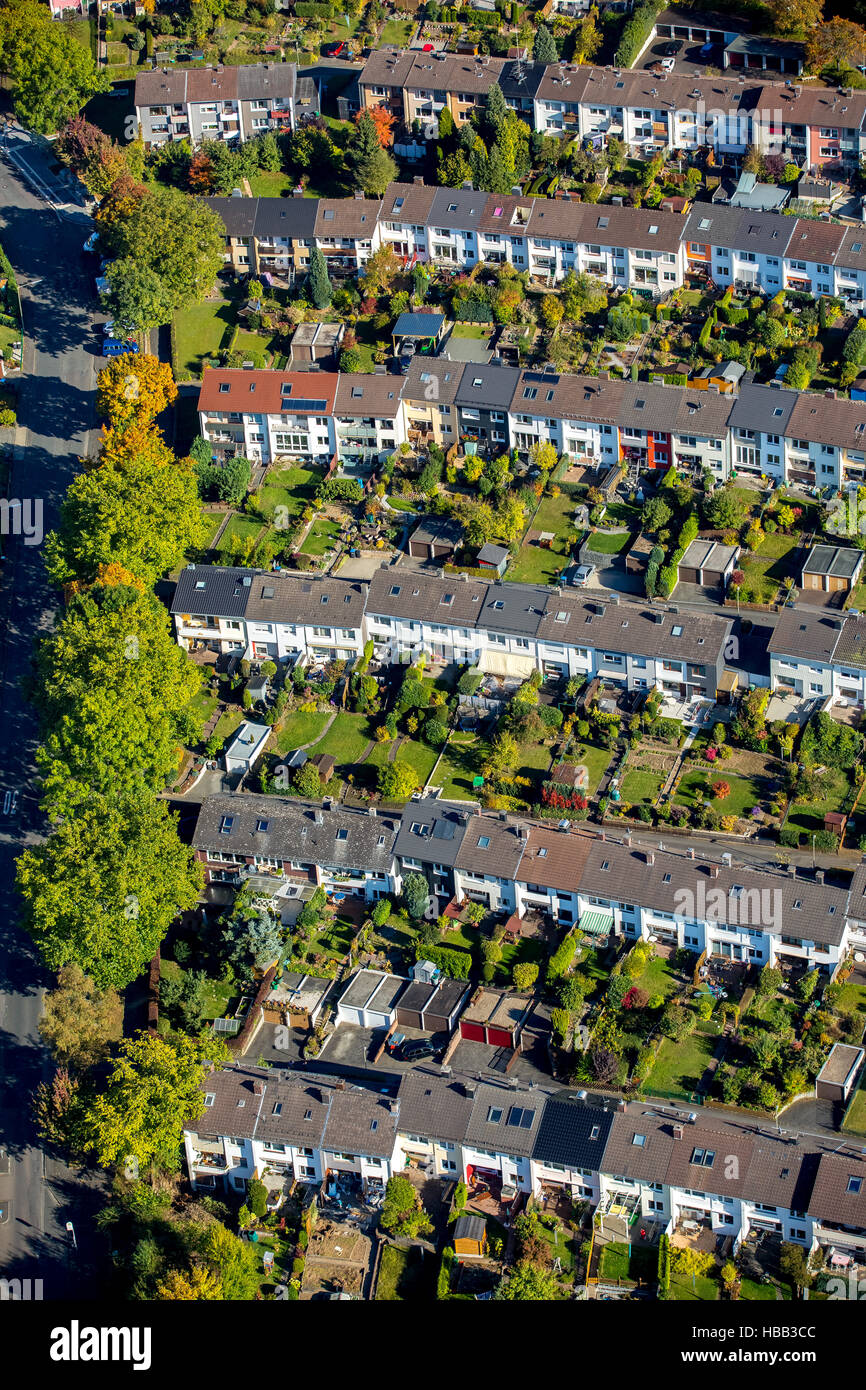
323, 41, 345, 56
102, 338, 139, 357
571, 563, 596, 587
660, 40, 683, 57
398, 1037, 440, 1063
384, 1032, 406, 1057
83, 232, 99, 255
660, 55, 676, 71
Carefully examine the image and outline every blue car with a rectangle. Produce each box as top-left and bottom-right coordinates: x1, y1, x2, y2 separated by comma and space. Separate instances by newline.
102, 338, 139, 357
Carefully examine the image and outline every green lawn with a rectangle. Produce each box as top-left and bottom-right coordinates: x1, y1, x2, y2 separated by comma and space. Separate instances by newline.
307, 711, 374, 772
669, 1270, 719, 1301
386, 495, 419, 514
256, 463, 324, 526
674, 770, 762, 819
187, 687, 219, 746
739, 1278, 780, 1301
619, 768, 665, 808
843, 1072, 866, 1135
505, 486, 582, 586
599, 1241, 656, 1284
737, 532, 799, 605
646, 1029, 715, 1100
299, 515, 343, 556
786, 767, 850, 837
368, 736, 439, 793
588, 528, 631, 554
160, 958, 235, 1020
514, 739, 553, 783
173, 297, 237, 380
276, 709, 332, 755
632, 952, 680, 1002
215, 514, 265, 560
450, 322, 490, 340
560, 741, 610, 797
376, 1244, 435, 1300
247, 170, 297, 197
436, 732, 486, 800
496, 935, 547, 985
836, 977, 866, 1018
379, 17, 414, 44
196, 510, 224, 555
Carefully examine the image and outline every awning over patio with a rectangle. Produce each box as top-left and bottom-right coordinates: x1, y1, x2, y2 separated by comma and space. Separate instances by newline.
579, 909, 614, 936
477, 649, 537, 680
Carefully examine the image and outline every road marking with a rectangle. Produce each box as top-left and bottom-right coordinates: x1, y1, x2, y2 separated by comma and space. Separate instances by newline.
5, 147, 64, 220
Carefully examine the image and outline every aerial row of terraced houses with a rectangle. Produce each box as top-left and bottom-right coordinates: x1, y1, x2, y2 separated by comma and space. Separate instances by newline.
205, 179, 866, 312
186, 1059, 866, 1259
197, 357, 866, 491
190, 788, 866, 978
172, 562, 866, 706
135, 58, 866, 181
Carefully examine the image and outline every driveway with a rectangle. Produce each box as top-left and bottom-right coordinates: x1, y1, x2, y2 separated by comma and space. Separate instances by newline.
0, 125, 109, 1297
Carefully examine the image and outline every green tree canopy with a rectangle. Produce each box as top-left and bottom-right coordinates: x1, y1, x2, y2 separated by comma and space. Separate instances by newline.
106, 186, 225, 315
0, 0, 108, 133
17, 789, 203, 989
45, 448, 205, 588
34, 583, 200, 807
83, 1031, 226, 1171
103, 259, 176, 336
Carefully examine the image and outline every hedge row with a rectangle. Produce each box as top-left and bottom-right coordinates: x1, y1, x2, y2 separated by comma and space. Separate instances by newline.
614, 0, 665, 68
414, 941, 471, 980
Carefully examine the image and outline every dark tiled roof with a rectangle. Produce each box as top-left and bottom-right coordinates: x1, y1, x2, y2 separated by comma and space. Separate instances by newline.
808, 1150, 866, 1226
767, 607, 845, 662
396, 1071, 477, 1143
684, 204, 793, 257
532, 1096, 614, 1169
171, 564, 257, 619
833, 617, 866, 672
726, 382, 799, 434
464, 1081, 548, 1158
577, 838, 848, 948
455, 362, 521, 410
393, 798, 471, 868
455, 813, 528, 880
536, 597, 731, 667
193, 794, 400, 874
366, 565, 488, 624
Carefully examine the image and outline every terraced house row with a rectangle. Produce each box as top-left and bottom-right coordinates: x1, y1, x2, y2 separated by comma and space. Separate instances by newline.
208, 178, 866, 311
191, 793, 866, 976
197, 359, 866, 489
172, 560, 735, 690
359, 54, 866, 174
134, 62, 318, 145
186, 1062, 866, 1258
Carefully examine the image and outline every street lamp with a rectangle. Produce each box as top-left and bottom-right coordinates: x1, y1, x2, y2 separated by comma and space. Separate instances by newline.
66, 1221, 77, 1250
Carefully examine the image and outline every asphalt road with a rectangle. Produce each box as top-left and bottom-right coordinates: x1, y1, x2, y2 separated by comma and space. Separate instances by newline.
0, 126, 108, 1297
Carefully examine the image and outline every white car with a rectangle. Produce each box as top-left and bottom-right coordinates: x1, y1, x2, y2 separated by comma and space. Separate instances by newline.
660, 55, 675, 71
572, 564, 596, 587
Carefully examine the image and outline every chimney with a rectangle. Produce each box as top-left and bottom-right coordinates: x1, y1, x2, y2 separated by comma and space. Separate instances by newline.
464, 1080, 478, 1097
687, 848, 695, 859
253, 1080, 265, 1095
722, 851, 732, 867
313, 809, 324, 824
672, 1123, 683, 1140
646, 850, 655, 865
368, 806, 378, 817
499, 809, 509, 822
617, 1098, 627, 1112
518, 825, 529, 840
413, 175, 424, 185
708, 864, 719, 879
816, 868, 825, 884
825, 389, 836, 399
389, 1099, 399, 1114
788, 863, 797, 878
625, 834, 633, 848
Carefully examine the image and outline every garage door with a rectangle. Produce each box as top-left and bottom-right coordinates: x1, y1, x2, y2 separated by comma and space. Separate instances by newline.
461, 1021, 485, 1042
396, 1008, 424, 1030
339, 1007, 366, 1027
362, 1010, 392, 1030
679, 567, 699, 585
487, 1027, 514, 1048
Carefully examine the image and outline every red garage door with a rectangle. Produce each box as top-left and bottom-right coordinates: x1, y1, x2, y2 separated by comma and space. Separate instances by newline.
487, 1027, 514, 1048
461, 1021, 485, 1042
